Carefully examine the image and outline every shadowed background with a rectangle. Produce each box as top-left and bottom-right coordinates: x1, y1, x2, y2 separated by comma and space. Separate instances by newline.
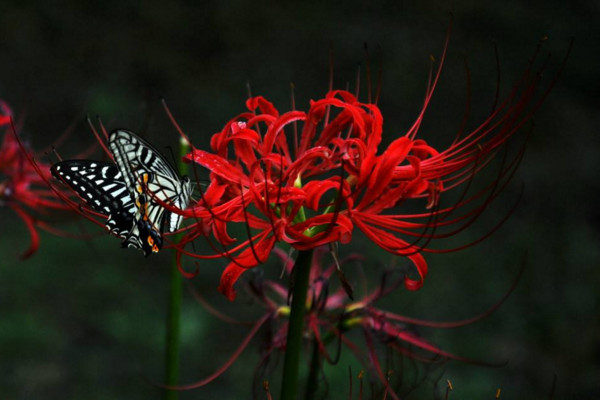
1, 1, 598, 399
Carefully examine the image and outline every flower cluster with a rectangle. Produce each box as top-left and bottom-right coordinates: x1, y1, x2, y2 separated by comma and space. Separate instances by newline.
252, 249, 468, 364
0, 100, 75, 258
182, 247, 512, 397
178, 44, 542, 300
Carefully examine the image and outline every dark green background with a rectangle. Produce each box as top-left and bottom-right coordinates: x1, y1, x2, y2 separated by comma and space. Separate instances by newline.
1, 1, 598, 399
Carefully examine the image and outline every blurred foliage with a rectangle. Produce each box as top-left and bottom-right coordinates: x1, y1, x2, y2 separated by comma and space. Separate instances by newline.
1, 1, 599, 399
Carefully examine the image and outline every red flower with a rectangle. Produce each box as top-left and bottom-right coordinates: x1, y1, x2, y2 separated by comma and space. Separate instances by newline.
0, 100, 74, 258
178, 247, 513, 396
254, 248, 523, 398
180, 37, 565, 300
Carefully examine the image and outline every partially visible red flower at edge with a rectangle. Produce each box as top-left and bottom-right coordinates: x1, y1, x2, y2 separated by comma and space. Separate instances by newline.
179, 38, 565, 300
0, 100, 74, 258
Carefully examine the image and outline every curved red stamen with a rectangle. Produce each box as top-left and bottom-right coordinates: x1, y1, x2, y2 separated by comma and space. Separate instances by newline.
157, 312, 271, 390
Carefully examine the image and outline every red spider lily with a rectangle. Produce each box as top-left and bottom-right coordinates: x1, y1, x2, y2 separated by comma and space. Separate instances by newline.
0, 100, 75, 258
177, 247, 515, 396
179, 36, 565, 300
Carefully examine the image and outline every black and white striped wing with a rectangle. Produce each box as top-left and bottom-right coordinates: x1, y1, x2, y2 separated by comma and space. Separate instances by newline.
108, 129, 192, 233
51, 160, 137, 238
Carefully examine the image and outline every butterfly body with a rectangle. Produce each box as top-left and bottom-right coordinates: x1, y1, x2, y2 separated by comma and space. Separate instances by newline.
52, 130, 193, 256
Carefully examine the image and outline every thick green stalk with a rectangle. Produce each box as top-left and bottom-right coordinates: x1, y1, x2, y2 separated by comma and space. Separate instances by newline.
305, 338, 321, 399
164, 251, 182, 399
164, 138, 189, 400
280, 249, 314, 400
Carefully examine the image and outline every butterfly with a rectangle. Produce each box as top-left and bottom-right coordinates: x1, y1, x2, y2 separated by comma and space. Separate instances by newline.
52, 129, 193, 256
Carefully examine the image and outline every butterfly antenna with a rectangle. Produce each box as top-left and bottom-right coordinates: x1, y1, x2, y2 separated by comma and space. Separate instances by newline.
50, 146, 63, 162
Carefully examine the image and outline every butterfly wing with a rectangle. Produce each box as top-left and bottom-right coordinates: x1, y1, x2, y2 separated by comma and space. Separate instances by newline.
109, 129, 192, 231
108, 130, 193, 255
51, 160, 136, 238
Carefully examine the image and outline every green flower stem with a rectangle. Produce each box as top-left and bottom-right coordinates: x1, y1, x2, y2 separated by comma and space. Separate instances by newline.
164, 138, 190, 400
305, 338, 321, 400
164, 251, 182, 399
280, 249, 314, 400
304, 307, 363, 398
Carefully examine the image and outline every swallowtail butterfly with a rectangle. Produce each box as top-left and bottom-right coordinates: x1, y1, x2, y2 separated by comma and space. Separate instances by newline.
52, 130, 193, 256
